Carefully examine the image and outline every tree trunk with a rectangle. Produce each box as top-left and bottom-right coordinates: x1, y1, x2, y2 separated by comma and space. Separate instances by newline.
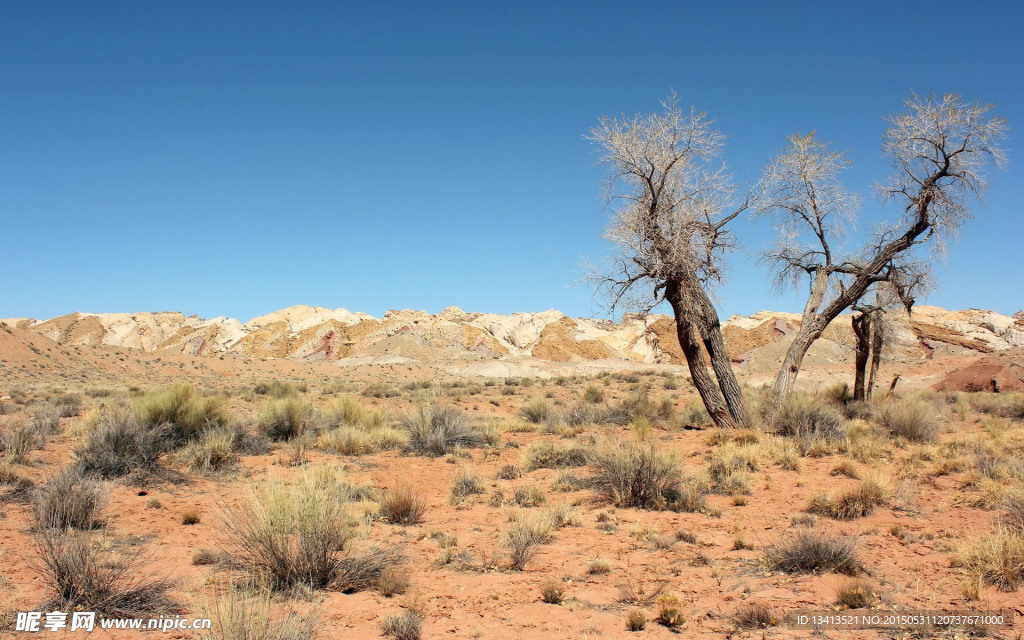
867, 310, 884, 400
852, 312, 871, 402
771, 267, 830, 405
665, 279, 737, 429
683, 277, 749, 427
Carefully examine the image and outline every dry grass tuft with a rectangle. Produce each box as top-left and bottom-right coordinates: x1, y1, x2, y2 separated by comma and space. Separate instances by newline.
835, 578, 880, 608
881, 396, 940, 442
734, 602, 778, 629
504, 510, 554, 570
380, 484, 428, 525
539, 579, 565, 604
808, 475, 891, 520
381, 610, 422, 640
954, 529, 1024, 590
764, 530, 860, 575
590, 439, 682, 510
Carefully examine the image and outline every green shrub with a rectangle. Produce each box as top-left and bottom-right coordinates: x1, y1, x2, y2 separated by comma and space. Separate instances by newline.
257, 399, 312, 441
136, 385, 228, 443
520, 398, 552, 424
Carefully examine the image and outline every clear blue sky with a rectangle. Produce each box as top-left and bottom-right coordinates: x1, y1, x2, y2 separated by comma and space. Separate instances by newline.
2, 2, 1021, 322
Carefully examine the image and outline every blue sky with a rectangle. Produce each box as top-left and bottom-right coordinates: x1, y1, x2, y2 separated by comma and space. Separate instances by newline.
2, 1, 1021, 322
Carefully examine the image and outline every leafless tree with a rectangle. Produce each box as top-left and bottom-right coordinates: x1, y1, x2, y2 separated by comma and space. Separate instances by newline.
851, 266, 928, 401
758, 93, 1007, 405
588, 95, 751, 428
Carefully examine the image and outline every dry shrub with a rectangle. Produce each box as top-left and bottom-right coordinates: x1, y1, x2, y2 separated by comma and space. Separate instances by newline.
376, 567, 411, 598
505, 510, 554, 570
881, 396, 940, 442
75, 405, 167, 478
321, 395, 369, 427
808, 475, 891, 520
380, 484, 428, 525
539, 579, 565, 604
1, 414, 45, 462
590, 439, 681, 510
771, 394, 847, 450
1004, 495, 1024, 531
449, 468, 485, 504
30, 530, 176, 617
496, 464, 522, 480
706, 442, 762, 495
34, 466, 105, 530
625, 609, 647, 631
201, 583, 317, 640
315, 426, 375, 455
734, 602, 778, 629
181, 509, 200, 525
257, 399, 312, 442
764, 530, 860, 575
835, 578, 880, 608
221, 471, 402, 592
522, 442, 588, 470
381, 610, 422, 640
654, 592, 685, 628
955, 529, 1024, 590
402, 403, 484, 456
586, 558, 612, 574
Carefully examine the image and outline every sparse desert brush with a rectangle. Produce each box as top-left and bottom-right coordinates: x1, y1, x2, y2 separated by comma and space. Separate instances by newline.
362, 383, 399, 399
31, 403, 63, 434
954, 529, 1024, 590
551, 470, 585, 492
315, 426, 375, 456
586, 557, 612, 574
256, 399, 312, 442
200, 582, 318, 640
513, 485, 546, 507
764, 530, 860, 575
321, 394, 369, 428
583, 386, 605, 404
136, 384, 228, 443
34, 466, 105, 530
30, 530, 176, 617
706, 442, 763, 495
589, 439, 682, 510
496, 463, 522, 480
831, 460, 861, 479
625, 609, 647, 631
381, 610, 422, 640
190, 549, 224, 566
881, 396, 941, 442
377, 566, 411, 597
546, 502, 581, 528
1004, 495, 1024, 531
835, 578, 880, 608
75, 405, 167, 478
402, 403, 483, 456
504, 510, 555, 570
448, 468, 485, 504
181, 509, 200, 525
520, 398, 552, 424
676, 400, 710, 428
379, 484, 427, 525
1, 414, 45, 462
522, 442, 588, 470
808, 474, 891, 520
254, 380, 297, 398
221, 472, 384, 591
734, 602, 777, 629
771, 393, 847, 450
179, 426, 240, 472
0, 463, 34, 493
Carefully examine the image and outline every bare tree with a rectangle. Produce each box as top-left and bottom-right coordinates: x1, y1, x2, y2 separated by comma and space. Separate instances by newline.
588, 95, 751, 428
851, 267, 928, 401
759, 93, 1007, 405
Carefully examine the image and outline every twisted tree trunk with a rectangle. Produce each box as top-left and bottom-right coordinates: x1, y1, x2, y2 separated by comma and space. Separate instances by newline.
852, 312, 871, 401
665, 279, 738, 429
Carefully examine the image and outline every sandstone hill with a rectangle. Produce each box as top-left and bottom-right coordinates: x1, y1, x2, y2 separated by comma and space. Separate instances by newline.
3, 305, 1023, 391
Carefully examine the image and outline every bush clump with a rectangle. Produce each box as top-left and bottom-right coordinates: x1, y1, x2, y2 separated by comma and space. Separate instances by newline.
402, 404, 484, 456
75, 406, 168, 478
764, 530, 860, 575
136, 384, 228, 444
590, 440, 682, 510
34, 466, 105, 529
881, 396, 940, 442
257, 399, 312, 442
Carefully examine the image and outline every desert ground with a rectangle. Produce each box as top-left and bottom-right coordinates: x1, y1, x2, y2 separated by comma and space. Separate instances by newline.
1, 306, 1023, 640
